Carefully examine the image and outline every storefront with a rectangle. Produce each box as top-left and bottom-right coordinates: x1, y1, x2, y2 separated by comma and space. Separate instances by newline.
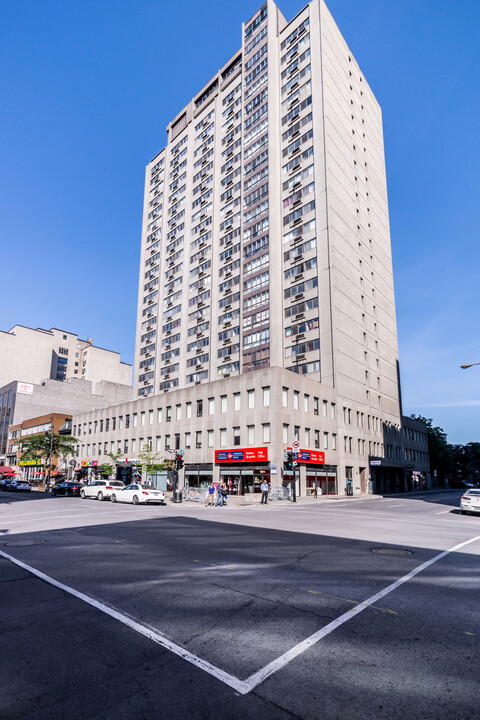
19, 459, 44, 483
215, 447, 269, 495
293, 448, 337, 496
184, 463, 213, 489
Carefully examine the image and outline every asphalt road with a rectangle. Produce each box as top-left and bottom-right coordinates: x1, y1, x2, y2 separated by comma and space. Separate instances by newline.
0, 489, 479, 720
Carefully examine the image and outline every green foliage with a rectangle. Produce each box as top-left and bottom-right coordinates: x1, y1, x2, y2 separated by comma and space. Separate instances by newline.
409, 416, 455, 485
19, 433, 78, 467
137, 444, 172, 474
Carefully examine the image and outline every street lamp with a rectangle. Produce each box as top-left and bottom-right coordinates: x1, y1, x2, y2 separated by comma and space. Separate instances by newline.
44, 419, 54, 491
460, 363, 480, 369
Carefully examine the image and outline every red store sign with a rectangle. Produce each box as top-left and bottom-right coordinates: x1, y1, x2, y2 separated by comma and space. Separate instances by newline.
294, 448, 325, 464
215, 447, 269, 463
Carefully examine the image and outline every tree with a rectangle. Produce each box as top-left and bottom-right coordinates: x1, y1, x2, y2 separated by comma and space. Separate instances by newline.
19, 433, 78, 484
410, 416, 455, 486
137, 444, 172, 475
99, 451, 123, 478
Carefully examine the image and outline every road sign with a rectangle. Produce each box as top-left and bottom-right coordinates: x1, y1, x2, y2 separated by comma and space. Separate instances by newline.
292, 440, 300, 449
69, 460, 76, 466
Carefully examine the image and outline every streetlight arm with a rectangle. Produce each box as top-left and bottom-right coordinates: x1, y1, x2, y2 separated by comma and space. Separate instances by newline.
461, 363, 480, 369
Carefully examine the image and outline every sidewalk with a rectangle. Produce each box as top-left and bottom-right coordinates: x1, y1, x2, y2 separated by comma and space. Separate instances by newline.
170, 486, 458, 508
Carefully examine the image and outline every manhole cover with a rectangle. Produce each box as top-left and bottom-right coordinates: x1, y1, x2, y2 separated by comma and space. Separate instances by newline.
3, 539, 46, 547
371, 547, 413, 556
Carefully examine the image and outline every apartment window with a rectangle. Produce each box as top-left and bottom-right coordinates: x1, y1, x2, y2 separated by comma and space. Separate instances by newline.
196, 431, 202, 449
131, 439, 136, 453
233, 427, 240, 446
323, 432, 328, 450
208, 397, 215, 415
322, 400, 328, 418
92, 443, 96, 455
305, 428, 310, 446
207, 429, 214, 447
175, 433, 180, 450
263, 386, 270, 407
186, 402, 192, 419
133, 413, 137, 428
141, 411, 146, 426
149, 409, 154, 424
156, 436, 162, 451
166, 407, 171, 422
157, 408, 163, 423
282, 387, 288, 407
220, 428, 227, 447
220, 395, 227, 413
313, 397, 319, 415
234, 393, 240, 411
303, 394, 309, 412
282, 424, 289, 444
293, 391, 299, 410
119, 416, 123, 430
165, 435, 171, 450
294, 425, 300, 441
89, 422, 92, 434
104, 441, 108, 453
176, 404, 181, 421
262, 423, 271, 443
94, 420, 98, 433
125, 415, 130, 429
314, 430, 320, 449
248, 389, 255, 408
124, 439, 129, 454
248, 425, 255, 444
331, 403, 336, 419
185, 432, 191, 449
99, 420, 103, 432
197, 399, 203, 417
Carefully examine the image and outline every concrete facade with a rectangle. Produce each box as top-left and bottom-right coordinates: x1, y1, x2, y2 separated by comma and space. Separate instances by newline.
0, 377, 133, 456
69, 0, 429, 495
0, 325, 132, 388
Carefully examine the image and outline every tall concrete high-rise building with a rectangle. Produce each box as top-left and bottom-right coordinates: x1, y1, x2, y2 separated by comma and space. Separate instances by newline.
71, 0, 430, 495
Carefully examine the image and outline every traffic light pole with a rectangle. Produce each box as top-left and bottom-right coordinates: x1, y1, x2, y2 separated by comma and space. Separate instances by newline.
292, 460, 297, 503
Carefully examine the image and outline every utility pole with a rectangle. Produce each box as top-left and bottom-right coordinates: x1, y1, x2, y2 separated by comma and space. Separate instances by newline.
45, 419, 54, 491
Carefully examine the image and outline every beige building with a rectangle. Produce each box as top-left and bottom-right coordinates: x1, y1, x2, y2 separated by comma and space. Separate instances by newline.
71, 0, 429, 495
0, 325, 132, 387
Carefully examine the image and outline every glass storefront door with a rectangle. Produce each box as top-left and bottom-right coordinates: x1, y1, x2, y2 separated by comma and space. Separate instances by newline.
306, 466, 337, 495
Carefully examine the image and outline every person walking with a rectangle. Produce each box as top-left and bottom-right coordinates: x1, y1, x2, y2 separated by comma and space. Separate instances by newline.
215, 481, 226, 507
205, 481, 215, 507
260, 479, 269, 505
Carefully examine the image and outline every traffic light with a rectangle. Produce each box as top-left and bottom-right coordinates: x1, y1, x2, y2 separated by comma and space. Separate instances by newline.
175, 450, 184, 471
283, 449, 293, 471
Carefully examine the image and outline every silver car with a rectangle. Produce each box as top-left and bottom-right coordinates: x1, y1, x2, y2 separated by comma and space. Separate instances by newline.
460, 489, 480, 515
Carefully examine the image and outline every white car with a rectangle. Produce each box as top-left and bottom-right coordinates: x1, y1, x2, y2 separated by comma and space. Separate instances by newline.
111, 484, 166, 505
80, 480, 125, 501
460, 489, 480, 515
11, 478, 31, 492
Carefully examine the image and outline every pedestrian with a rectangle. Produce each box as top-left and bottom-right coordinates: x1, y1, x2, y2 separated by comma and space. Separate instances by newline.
215, 481, 226, 507
260, 479, 269, 504
205, 481, 215, 506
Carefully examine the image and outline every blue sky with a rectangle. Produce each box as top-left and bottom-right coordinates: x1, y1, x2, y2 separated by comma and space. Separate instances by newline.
1, 0, 479, 444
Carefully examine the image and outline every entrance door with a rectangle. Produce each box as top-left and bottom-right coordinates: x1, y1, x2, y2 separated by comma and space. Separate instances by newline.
360, 467, 366, 494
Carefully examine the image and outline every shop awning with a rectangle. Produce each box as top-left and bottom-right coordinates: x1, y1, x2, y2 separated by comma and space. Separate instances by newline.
0, 466, 15, 475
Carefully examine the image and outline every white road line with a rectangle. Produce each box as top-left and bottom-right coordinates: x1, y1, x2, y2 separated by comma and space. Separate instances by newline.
0, 548, 249, 695
1, 535, 479, 695
242, 534, 480, 692
387, 504, 405, 508
436, 510, 452, 515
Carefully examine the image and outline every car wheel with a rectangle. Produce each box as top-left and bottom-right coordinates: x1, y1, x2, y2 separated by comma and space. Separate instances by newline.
97, 491, 104, 501
80, 489, 86, 499
65, 490, 71, 497
132, 495, 139, 505
111, 494, 117, 503
460, 510, 467, 515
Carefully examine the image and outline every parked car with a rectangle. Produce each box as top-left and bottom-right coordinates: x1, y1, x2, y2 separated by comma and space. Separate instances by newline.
111, 484, 166, 505
10, 478, 32, 492
460, 489, 480, 515
80, 479, 125, 501
51, 481, 84, 497
0, 476, 15, 490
